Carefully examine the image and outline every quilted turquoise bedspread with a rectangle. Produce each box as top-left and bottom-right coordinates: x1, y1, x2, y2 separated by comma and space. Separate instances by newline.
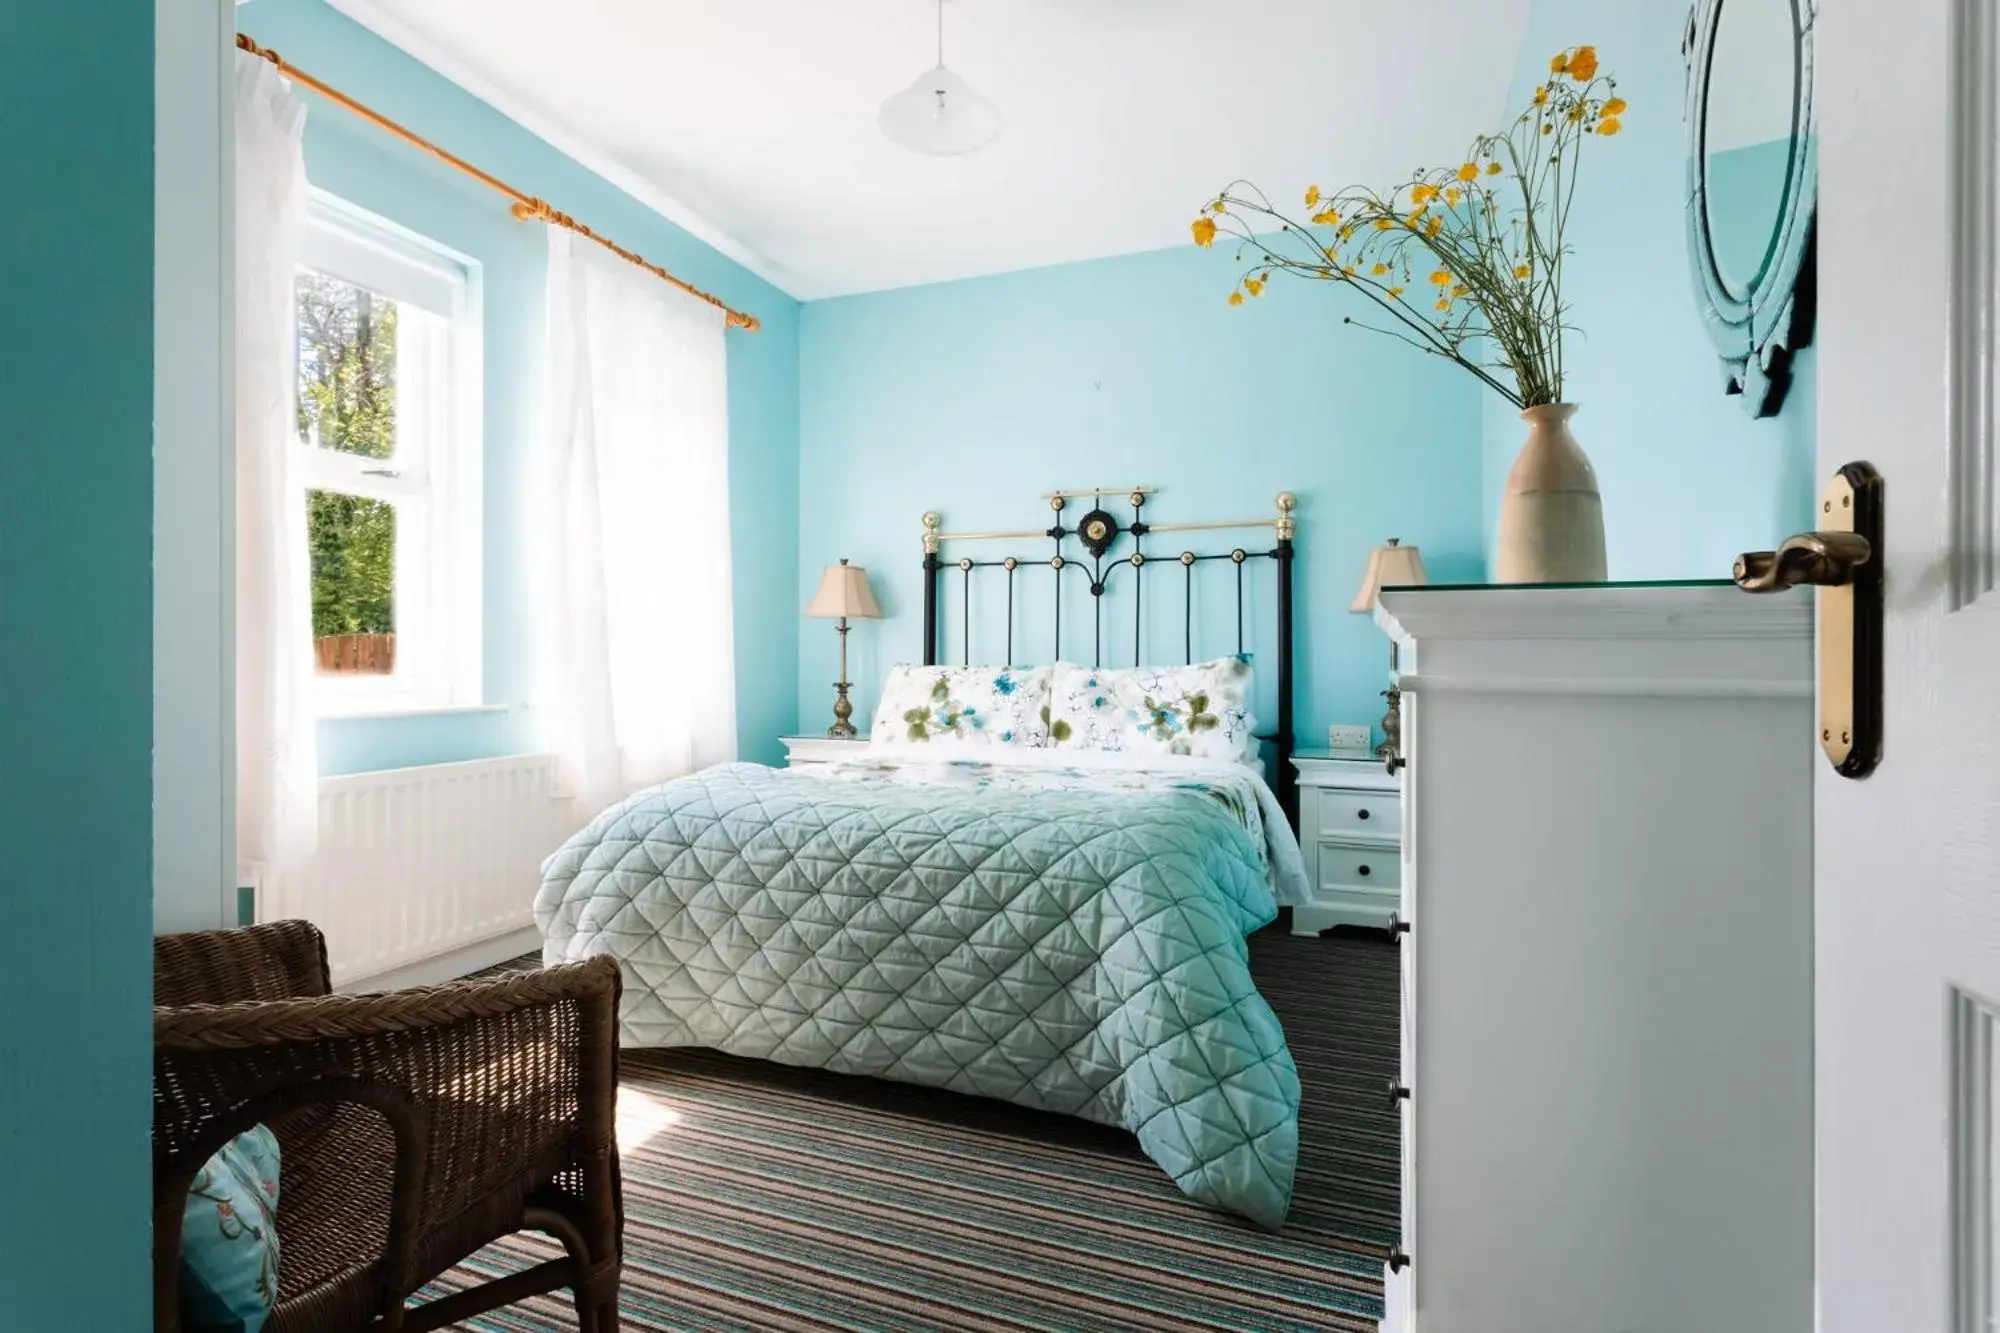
537, 761, 1302, 1227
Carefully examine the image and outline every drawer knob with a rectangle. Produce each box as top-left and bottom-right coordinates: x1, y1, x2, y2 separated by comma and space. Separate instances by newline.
1358, 864, 1371, 877
1357, 808, 1371, 821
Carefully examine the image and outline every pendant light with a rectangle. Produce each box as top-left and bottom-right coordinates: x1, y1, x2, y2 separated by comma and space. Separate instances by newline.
878, 0, 1000, 156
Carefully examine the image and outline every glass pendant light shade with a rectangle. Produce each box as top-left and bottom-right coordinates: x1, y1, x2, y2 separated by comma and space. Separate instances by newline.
878, 64, 1000, 155
879, 1, 999, 156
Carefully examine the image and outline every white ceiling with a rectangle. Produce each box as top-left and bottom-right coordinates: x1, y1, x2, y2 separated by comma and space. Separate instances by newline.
327, 0, 1532, 301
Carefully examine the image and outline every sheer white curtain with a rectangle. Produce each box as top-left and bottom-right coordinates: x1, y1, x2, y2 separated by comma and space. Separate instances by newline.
235, 53, 318, 878
538, 229, 737, 812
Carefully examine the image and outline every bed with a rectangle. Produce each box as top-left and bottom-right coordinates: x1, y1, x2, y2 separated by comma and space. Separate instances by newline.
538, 490, 1309, 1227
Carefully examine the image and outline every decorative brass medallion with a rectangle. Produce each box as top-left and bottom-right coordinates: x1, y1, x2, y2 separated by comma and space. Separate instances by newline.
1076, 508, 1121, 558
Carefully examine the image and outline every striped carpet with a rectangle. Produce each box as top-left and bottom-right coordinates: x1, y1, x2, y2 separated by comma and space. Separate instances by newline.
432, 930, 1401, 1331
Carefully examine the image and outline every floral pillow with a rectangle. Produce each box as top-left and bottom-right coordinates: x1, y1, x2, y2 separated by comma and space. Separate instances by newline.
1046, 656, 1259, 763
180, 1124, 282, 1333
869, 664, 1055, 748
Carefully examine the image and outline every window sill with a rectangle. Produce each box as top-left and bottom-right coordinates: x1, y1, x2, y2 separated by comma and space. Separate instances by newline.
317, 702, 509, 722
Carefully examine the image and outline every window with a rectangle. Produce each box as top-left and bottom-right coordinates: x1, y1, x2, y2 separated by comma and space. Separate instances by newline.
294, 196, 481, 714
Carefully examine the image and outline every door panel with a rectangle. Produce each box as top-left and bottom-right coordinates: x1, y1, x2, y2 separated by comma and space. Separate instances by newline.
1818, 1, 2000, 1328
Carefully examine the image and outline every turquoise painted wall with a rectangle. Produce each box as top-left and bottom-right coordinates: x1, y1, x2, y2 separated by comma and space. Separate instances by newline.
1482, 3, 1816, 576
242, 0, 801, 773
0, 2, 154, 1324
798, 245, 1487, 749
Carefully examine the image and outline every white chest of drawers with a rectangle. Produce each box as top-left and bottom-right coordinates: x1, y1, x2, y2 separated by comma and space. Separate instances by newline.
1289, 753, 1402, 934
1371, 583, 1813, 1333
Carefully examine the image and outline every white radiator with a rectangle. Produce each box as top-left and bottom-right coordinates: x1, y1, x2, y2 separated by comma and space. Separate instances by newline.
261, 754, 580, 987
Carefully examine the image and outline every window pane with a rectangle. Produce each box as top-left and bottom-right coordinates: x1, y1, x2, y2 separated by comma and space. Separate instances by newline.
295, 269, 399, 461
307, 489, 397, 677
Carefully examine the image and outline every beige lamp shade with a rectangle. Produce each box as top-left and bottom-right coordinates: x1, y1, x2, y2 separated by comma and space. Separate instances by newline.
1349, 538, 1429, 612
805, 558, 883, 619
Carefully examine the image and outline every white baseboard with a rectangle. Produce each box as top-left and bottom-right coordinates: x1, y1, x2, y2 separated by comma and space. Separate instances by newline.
336, 925, 540, 993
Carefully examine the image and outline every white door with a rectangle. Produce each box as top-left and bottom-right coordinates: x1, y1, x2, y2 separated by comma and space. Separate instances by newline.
1817, 2, 2000, 1328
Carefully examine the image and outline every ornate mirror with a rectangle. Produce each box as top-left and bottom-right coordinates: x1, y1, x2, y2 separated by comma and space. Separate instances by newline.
1683, 0, 1817, 417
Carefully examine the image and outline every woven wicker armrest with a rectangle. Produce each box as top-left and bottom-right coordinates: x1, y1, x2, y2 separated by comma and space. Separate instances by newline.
153, 955, 623, 1333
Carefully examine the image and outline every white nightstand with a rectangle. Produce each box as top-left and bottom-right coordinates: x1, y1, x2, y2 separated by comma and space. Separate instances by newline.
780, 735, 870, 768
1290, 751, 1402, 933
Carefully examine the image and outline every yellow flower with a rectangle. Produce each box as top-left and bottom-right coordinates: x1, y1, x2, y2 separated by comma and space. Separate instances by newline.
1541, 123, 1553, 136
1445, 188, 1461, 206
1435, 297, 1451, 311
1386, 286, 1405, 299
1192, 217, 1218, 247
1305, 184, 1322, 208
1342, 263, 1359, 276
1567, 104, 1585, 122
1339, 224, 1357, 242
1568, 46, 1598, 80
1452, 283, 1469, 297
1244, 275, 1265, 297
1598, 116, 1622, 136
1411, 183, 1439, 204
1514, 264, 1532, 280
1429, 269, 1452, 285
1457, 162, 1478, 182
1214, 200, 1227, 213
1486, 161, 1504, 175
1311, 208, 1341, 225
1533, 86, 1549, 107
1602, 96, 1627, 115
1550, 50, 1568, 75
1227, 291, 1245, 307
1373, 218, 1395, 230
1426, 215, 1443, 237
1371, 262, 1389, 276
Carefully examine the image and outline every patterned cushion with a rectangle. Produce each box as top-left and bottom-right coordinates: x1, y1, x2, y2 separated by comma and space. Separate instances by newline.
1047, 656, 1259, 763
179, 1125, 282, 1333
867, 664, 1054, 748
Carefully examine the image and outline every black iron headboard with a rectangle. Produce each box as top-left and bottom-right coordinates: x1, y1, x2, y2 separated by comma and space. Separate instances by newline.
918, 489, 1299, 826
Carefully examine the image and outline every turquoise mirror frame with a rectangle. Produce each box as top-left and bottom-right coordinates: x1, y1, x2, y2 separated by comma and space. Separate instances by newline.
1682, 0, 1818, 418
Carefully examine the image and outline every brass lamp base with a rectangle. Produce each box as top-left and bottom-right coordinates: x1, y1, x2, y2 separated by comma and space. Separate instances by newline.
826, 617, 858, 737
1376, 638, 1403, 760
828, 680, 857, 738
1376, 686, 1402, 760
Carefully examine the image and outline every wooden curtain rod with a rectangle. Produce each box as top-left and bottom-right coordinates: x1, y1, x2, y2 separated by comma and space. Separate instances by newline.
236, 33, 761, 332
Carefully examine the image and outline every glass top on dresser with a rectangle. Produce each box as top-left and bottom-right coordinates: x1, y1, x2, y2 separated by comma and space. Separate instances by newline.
1381, 578, 1736, 593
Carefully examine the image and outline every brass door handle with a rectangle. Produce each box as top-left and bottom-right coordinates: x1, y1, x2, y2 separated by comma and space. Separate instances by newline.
1732, 531, 1873, 591
1733, 463, 1884, 779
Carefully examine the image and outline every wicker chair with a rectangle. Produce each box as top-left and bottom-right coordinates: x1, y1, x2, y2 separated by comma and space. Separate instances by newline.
153, 920, 623, 1332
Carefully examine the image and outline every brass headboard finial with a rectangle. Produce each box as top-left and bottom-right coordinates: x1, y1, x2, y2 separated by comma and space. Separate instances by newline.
1275, 491, 1297, 540
922, 511, 942, 555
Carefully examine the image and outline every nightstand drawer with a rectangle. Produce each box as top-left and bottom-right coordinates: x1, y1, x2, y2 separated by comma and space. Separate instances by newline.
1319, 789, 1399, 839
1319, 841, 1401, 893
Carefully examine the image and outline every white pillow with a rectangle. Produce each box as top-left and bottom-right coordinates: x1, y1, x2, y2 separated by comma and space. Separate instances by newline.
1046, 656, 1259, 763
868, 664, 1056, 749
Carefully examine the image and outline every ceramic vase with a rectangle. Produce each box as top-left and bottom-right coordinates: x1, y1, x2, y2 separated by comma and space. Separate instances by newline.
1495, 403, 1607, 583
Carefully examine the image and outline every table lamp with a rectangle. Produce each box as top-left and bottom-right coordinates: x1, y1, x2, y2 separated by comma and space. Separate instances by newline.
1350, 538, 1429, 759
805, 558, 883, 737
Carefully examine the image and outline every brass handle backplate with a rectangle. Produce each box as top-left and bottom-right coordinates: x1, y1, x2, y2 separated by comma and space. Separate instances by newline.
1733, 461, 1884, 778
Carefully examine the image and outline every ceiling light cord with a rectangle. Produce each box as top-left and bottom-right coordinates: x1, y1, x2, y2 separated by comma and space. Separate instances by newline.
936, 0, 945, 69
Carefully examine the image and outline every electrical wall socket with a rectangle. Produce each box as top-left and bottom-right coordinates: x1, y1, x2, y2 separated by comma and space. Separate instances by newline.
1327, 724, 1373, 751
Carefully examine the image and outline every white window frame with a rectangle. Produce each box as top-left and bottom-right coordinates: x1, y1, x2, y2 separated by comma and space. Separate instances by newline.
293, 192, 483, 717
